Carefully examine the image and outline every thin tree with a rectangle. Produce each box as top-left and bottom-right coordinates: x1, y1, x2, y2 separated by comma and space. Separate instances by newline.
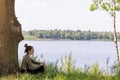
90, 0, 120, 65
0, 0, 23, 73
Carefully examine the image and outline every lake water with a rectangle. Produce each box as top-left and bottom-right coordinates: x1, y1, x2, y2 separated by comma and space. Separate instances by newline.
18, 40, 119, 70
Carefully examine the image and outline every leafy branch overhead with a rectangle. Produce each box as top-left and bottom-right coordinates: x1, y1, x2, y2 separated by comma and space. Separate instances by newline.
90, 0, 120, 16
90, 0, 120, 67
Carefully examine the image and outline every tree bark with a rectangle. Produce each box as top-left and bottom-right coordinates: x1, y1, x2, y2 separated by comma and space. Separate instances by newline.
113, 0, 119, 65
0, 0, 23, 73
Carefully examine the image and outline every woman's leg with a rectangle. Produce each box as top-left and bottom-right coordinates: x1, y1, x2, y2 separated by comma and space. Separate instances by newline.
20, 69, 31, 74
30, 65, 44, 74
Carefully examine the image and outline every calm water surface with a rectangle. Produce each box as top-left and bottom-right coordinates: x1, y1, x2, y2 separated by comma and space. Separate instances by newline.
18, 40, 119, 69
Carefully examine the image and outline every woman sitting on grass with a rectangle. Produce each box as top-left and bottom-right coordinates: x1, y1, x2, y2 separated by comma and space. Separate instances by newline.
21, 43, 45, 74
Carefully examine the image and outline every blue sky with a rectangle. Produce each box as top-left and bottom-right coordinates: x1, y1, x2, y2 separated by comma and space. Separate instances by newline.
15, 0, 120, 31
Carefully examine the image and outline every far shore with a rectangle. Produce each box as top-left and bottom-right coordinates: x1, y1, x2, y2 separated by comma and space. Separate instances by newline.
22, 38, 118, 42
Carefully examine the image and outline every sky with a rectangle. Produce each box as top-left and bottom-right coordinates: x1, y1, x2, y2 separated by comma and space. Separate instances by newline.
15, 0, 120, 31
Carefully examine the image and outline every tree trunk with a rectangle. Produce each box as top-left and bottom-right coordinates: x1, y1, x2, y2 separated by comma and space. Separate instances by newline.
0, 0, 23, 74
113, 0, 119, 65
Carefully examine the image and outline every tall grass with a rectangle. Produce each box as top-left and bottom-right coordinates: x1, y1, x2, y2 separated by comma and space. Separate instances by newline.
0, 54, 120, 80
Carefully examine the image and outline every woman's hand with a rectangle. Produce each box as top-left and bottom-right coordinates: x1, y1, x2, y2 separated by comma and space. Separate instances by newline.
40, 62, 46, 68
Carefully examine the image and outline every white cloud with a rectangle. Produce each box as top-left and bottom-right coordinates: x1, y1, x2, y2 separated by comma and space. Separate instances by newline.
29, 1, 47, 8
16, 0, 47, 8
15, 0, 120, 31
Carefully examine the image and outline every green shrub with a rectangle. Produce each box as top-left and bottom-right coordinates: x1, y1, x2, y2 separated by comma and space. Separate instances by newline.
2, 54, 120, 80
60, 53, 75, 73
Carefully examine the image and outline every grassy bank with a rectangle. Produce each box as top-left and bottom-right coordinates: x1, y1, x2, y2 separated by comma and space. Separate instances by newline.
0, 54, 120, 80
0, 64, 120, 80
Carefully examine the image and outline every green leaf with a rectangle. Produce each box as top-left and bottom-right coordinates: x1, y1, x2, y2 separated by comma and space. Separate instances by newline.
116, 0, 120, 3
115, 5, 120, 11
92, 0, 98, 4
90, 4, 98, 11
101, 3, 109, 11
114, 4, 120, 11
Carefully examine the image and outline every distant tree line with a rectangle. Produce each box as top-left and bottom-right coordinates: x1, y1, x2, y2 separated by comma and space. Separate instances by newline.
22, 29, 120, 40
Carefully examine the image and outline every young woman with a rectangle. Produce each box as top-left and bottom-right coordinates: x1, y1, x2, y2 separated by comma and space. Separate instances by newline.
21, 44, 45, 74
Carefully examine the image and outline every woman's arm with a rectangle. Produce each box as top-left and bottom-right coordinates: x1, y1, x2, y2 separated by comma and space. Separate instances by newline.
30, 58, 40, 65
26, 56, 41, 70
